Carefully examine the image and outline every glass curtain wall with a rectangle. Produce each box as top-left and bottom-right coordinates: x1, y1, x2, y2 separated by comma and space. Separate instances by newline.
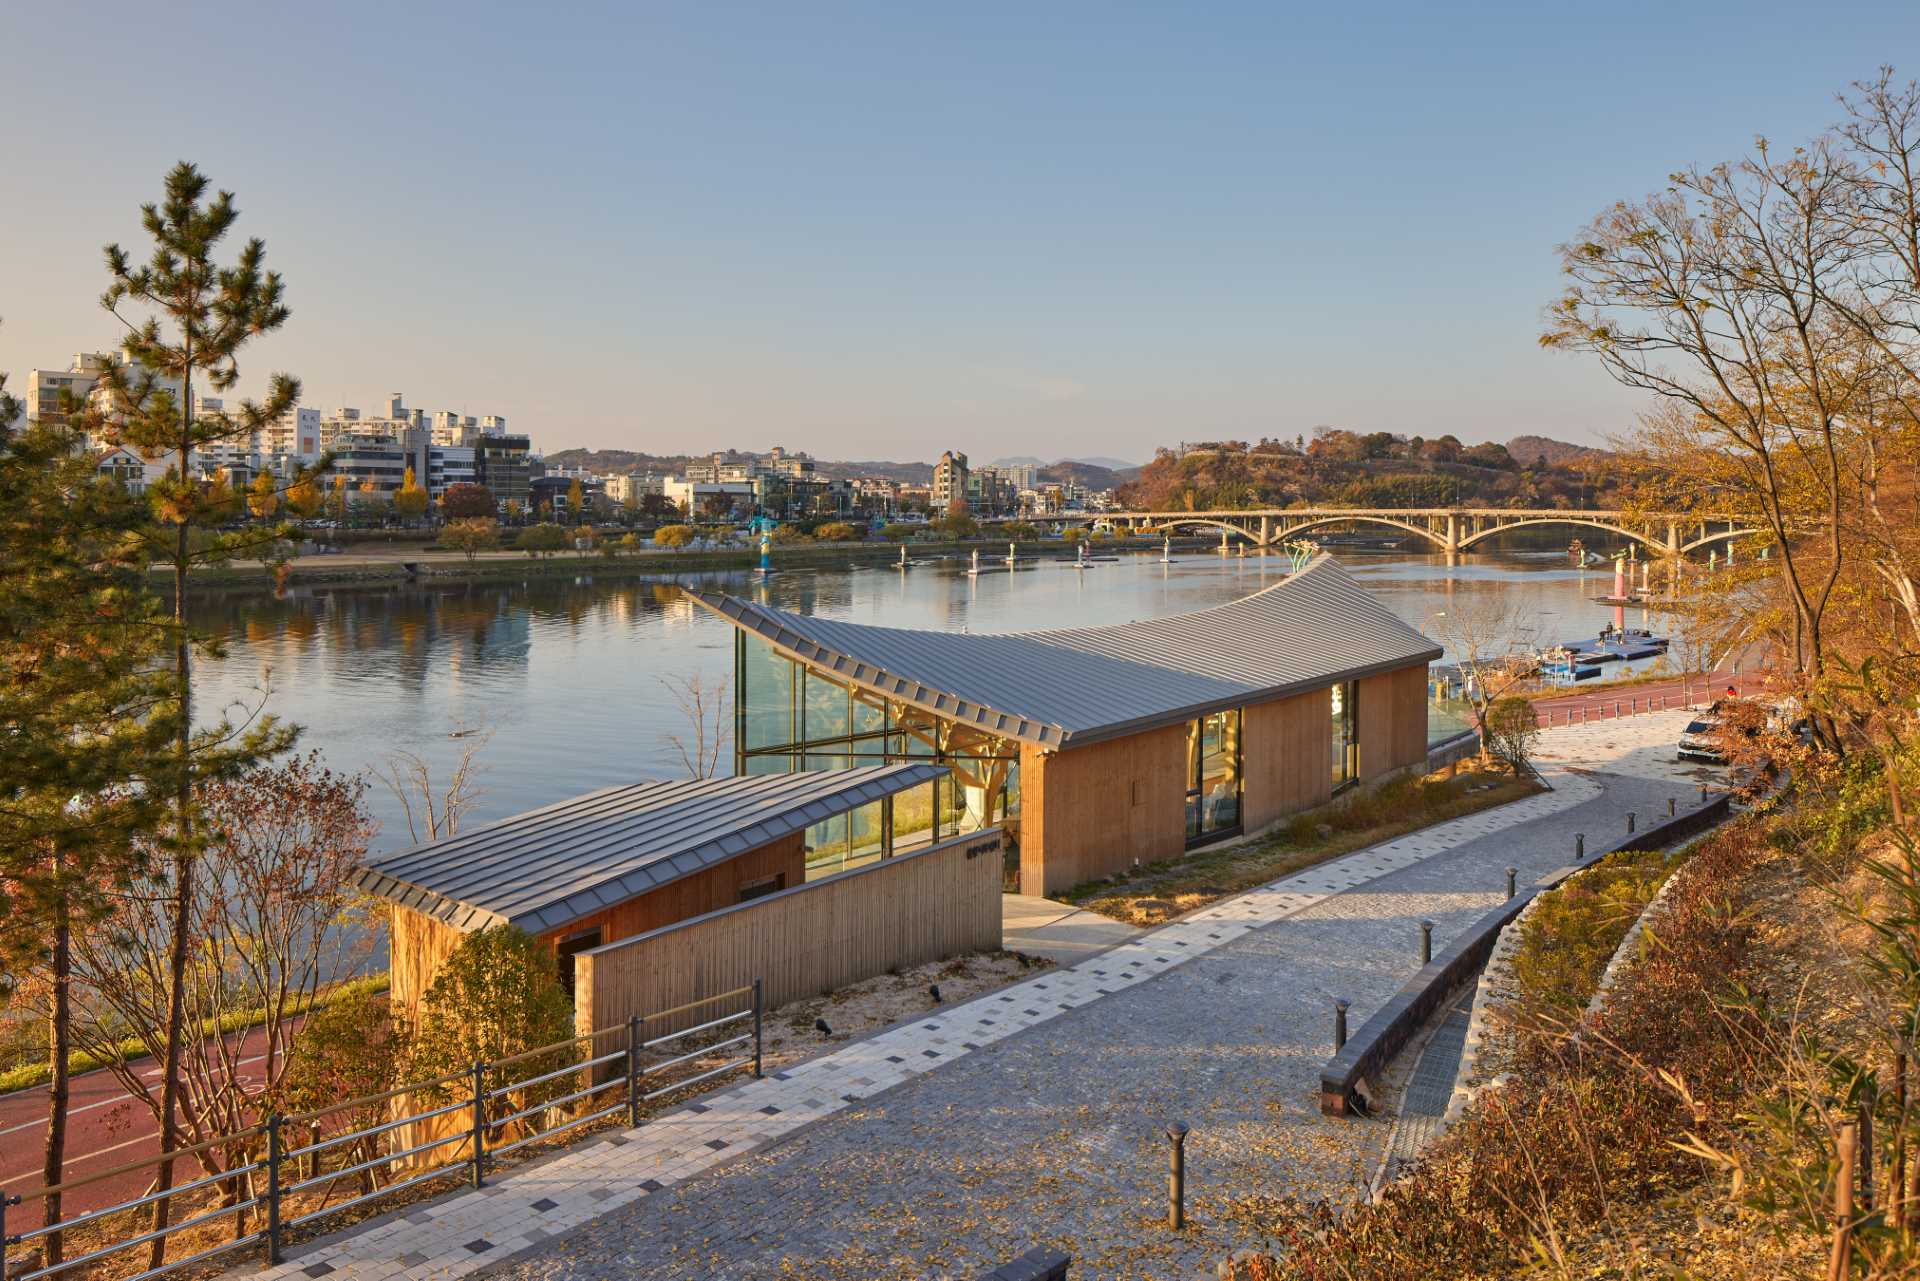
736, 633, 1019, 878
1185, 708, 1242, 845
1331, 679, 1359, 789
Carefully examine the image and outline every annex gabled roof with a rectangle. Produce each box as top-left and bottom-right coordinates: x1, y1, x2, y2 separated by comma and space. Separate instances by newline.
351, 763, 945, 935
688, 553, 1440, 750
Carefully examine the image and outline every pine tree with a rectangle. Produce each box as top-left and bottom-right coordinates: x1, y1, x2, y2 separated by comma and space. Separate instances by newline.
0, 350, 176, 1263
95, 164, 301, 1259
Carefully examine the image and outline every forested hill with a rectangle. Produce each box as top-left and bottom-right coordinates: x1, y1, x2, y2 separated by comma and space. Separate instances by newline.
1115, 431, 1630, 510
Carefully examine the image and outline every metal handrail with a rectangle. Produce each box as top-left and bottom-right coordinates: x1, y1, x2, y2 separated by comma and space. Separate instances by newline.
0, 978, 763, 1281
641, 1008, 748, 1050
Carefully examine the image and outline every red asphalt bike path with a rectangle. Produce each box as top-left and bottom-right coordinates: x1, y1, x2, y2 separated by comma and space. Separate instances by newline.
0, 1021, 289, 1218
1527, 668, 1767, 726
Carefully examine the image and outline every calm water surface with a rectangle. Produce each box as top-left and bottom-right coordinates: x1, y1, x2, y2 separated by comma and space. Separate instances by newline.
187, 548, 1672, 856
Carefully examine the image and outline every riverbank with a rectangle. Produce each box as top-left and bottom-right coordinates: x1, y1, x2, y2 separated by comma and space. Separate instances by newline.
167, 535, 1197, 592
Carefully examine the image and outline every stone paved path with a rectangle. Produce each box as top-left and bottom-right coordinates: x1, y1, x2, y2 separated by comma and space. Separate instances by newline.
236, 712, 1713, 1281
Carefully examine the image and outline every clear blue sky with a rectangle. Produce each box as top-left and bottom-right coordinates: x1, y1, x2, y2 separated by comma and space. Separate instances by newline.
5, 1, 1916, 463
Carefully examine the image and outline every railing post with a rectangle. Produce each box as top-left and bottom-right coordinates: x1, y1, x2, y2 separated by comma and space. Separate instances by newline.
751, 979, 764, 1079
470, 1061, 486, 1189
266, 1113, 284, 1264
626, 1016, 643, 1127
1165, 1122, 1189, 1230
1419, 920, 1433, 965
1701, 783, 1709, 805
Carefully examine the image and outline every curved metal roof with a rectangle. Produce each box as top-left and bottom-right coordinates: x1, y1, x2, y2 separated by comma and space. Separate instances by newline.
689, 554, 1439, 750
352, 763, 945, 934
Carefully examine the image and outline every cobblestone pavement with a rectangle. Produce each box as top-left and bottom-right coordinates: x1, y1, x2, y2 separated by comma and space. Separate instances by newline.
233, 713, 1707, 1281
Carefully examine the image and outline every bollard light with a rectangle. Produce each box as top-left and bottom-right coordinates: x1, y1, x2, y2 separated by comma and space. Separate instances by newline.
1700, 783, 1709, 804
1627, 812, 1637, 835
1166, 1122, 1190, 1230
1575, 833, 1585, 860
1420, 920, 1434, 965
1334, 998, 1350, 1051
1505, 867, 1517, 900
1668, 797, 1676, 817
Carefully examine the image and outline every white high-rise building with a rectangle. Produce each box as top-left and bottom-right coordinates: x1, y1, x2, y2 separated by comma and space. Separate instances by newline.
265, 406, 321, 458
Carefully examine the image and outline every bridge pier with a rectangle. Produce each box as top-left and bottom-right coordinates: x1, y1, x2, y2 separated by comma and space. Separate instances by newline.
1257, 515, 1272, 548
1441, 512, 1460, 554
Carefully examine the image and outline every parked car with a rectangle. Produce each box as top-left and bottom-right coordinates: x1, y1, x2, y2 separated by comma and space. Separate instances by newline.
1678, 697, 1807, 765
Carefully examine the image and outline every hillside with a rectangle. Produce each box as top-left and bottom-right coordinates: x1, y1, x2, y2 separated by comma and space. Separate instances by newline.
1115, 431, 1630, 511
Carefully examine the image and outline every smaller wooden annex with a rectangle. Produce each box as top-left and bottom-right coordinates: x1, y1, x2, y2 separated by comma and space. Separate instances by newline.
351, 762, 1000, 1028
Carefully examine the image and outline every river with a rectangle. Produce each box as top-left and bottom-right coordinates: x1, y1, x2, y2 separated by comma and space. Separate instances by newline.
186, 546, 1683, 855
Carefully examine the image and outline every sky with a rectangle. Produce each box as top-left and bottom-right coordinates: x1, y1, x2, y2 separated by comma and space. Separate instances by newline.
5, 2, 1919, 465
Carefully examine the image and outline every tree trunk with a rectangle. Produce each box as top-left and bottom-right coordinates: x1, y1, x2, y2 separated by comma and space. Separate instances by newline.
148, 371, 195, 1270
41, 844, 70, 1267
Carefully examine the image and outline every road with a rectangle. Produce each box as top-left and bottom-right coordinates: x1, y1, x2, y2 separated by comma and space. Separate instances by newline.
0, 1022, 287, 1217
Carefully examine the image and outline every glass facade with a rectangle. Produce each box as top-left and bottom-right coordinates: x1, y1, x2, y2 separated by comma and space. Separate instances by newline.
734, 633, 1019, 879
1331, 679, 1359, 789
1186, 709, 1243, 845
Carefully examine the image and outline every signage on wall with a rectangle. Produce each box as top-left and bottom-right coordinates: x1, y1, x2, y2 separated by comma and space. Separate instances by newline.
963, 834, 1002, 859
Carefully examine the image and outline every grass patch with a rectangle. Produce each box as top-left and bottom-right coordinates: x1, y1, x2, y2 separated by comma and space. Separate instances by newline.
0, 974, 390, 1096
1509, 844, 1681, 1014
1062, 767, 1544, 926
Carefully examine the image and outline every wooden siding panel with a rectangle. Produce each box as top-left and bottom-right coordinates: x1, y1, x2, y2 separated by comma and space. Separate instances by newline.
576, 830, 1004, 1038
1358, 664, 1430, 782
539, 833, 807, 951
1020, 723, 1188, 897
388, 905, 466, 1022
1242, 687, 1333, 833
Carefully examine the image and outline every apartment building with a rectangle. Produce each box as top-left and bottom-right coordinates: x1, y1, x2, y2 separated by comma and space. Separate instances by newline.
932, 450, 969, 511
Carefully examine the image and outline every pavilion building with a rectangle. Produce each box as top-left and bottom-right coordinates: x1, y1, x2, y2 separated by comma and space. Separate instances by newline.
690, 553, 1443, 897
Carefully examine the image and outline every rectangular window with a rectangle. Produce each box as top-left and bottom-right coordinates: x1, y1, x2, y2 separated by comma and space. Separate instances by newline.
1332, 680, 1359, 789
1186, 709, 1243, 845
738, 873, 785, 902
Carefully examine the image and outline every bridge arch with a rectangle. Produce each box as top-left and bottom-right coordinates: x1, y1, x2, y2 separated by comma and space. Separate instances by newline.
1455, 516, 1664, 555
1679, 527, 1763, 556
1133, 517, 1270, 542
1265, 514, 1450, 550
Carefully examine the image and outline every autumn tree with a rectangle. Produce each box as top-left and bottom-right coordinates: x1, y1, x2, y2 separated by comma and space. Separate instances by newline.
284, 471, 321, 519
70, 756, 374, 1197
440, 482, 495, 519
653, 523, 696, 548
441, 517, 500, 561
94, 163, 302, 1252
245, 469, 279, 522
392, 465, 429, 524
567, 475, 585, 517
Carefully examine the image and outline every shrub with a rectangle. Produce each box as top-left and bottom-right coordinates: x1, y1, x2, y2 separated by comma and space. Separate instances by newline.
653, 523, 696, 548
1484, 695, 1541, 773
1509, 846, 1676, 1014
814, 521, 860, 542
515, 523, 568, 559
407, 927, 577, 1126
880, 523, 917, 542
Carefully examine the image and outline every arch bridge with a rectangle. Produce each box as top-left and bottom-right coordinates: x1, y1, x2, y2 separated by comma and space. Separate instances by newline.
1060, 507, 1757, 557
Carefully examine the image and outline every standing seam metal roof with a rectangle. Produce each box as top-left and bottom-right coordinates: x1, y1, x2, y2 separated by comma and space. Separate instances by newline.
689, 553, 1440, 749
350, 762, 946, 934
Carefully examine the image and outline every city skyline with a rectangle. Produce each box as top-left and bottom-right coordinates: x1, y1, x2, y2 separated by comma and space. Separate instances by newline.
6, 1, 1919, 459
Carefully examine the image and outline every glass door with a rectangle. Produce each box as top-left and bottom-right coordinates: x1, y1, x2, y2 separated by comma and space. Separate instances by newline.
1186, 709, 1243, 845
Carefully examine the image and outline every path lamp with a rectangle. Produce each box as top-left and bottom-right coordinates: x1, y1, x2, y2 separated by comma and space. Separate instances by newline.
1165, 1122, 1190, 1230
1668, 797, 1676, 817
1505, 867, 1517, 900
1627, 812, 1637, 835
1333, 999, 1351, 1051
1420, 920, 1434, 965
1575, 833, 1585, 860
